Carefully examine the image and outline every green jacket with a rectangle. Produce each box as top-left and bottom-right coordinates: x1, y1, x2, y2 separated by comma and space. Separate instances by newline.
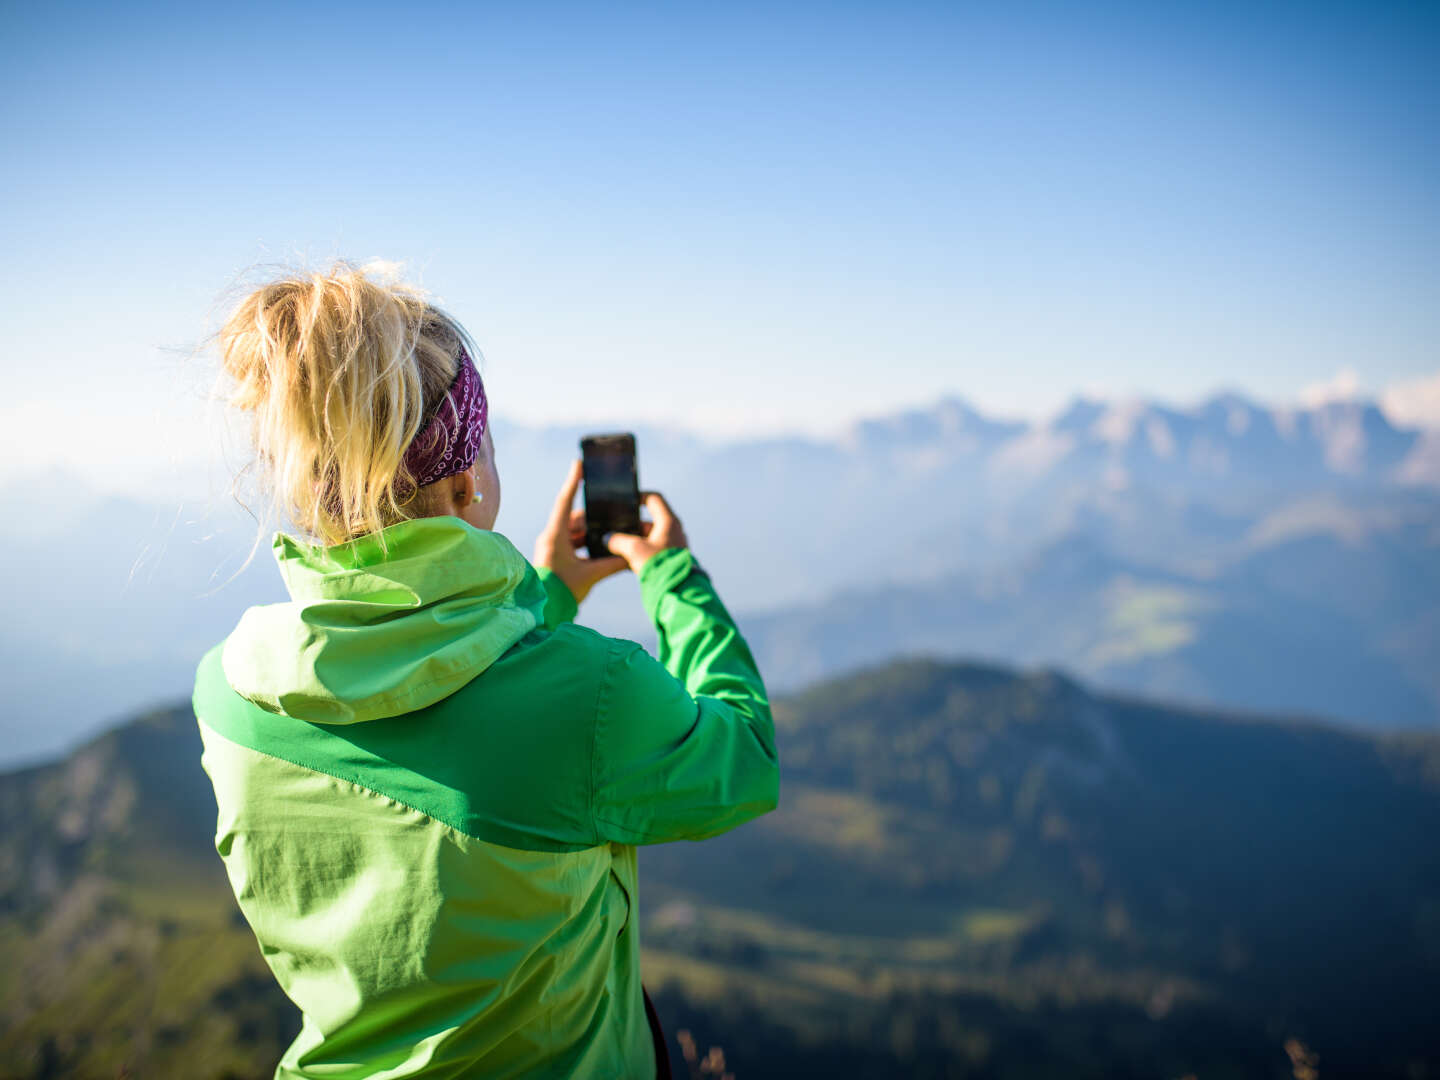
192, 515, 778, 1078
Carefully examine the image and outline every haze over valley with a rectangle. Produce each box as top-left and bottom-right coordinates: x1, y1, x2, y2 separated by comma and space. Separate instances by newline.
3, 383, 1437, 765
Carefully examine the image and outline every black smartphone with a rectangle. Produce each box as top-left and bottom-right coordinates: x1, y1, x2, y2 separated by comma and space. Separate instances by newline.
580, 433, 642, 558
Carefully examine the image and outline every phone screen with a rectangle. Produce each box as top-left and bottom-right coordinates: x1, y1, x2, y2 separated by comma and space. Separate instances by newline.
580, 433, 641, 557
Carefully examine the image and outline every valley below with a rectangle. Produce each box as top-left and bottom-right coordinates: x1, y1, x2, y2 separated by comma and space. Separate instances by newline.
3, 657, 1438, 1078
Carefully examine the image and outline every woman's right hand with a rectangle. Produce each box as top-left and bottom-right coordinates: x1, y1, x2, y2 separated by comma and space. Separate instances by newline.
606, 492, 690, 575
534, 460, 629, 605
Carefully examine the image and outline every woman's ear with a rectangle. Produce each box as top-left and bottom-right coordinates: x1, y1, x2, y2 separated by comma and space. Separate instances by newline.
451, 469, 476, 510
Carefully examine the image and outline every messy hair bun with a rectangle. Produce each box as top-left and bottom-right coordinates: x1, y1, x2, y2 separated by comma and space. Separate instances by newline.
219, 259, 476, 546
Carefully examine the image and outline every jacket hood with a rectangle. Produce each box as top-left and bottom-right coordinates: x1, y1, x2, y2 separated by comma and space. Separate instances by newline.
222, 516, 548, 724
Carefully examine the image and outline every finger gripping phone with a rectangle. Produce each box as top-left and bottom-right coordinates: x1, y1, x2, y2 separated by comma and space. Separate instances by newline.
580, 433, 642, 558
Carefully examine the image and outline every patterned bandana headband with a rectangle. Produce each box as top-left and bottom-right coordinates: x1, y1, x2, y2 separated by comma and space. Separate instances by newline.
402, 344, 489, 489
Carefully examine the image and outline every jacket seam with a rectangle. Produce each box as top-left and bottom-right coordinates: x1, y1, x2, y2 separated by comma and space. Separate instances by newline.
590, 640, 624, 846
592, 802, 767, 845
593, 814, 671, 844
201, 719, 471, 840
197, 717, 599, 855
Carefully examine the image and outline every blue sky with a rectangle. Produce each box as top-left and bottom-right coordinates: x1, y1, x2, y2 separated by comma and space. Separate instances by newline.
2, 0, 1438, 490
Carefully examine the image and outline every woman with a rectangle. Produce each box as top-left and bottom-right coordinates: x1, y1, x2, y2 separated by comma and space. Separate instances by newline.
192, 262, 779, 1079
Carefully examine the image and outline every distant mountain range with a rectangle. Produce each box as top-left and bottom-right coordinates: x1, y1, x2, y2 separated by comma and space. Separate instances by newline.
745, 492, 1440, 728
475, 390, 1440, 613
2, 388, 1437, 766
656, 393, 1439, 597
3, 658, 1438, 1077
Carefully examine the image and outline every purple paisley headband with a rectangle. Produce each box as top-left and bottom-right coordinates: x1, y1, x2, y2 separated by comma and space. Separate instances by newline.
403, 344, 488, 489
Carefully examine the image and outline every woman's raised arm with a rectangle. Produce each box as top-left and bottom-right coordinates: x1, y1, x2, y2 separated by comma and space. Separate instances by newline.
591, 500, 779, 844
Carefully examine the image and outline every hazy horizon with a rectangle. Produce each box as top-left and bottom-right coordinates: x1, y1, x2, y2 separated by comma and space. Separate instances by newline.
2, 364, 1437, 505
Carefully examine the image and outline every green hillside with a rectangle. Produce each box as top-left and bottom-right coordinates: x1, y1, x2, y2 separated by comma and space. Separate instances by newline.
642, 660, 1440, 1076
2, 660, 1439, 1078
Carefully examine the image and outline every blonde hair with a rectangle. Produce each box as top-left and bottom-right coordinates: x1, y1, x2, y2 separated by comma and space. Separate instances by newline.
218, 260, 479, 547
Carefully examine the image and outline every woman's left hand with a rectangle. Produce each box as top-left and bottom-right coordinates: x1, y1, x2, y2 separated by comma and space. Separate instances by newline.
532, 459, 628, 605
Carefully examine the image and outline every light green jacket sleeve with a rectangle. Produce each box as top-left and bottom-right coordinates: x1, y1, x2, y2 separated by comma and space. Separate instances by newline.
592, 547, 779, 844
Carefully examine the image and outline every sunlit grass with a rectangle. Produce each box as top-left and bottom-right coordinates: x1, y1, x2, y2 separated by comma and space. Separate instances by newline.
1085, 580, 1210, 667
958, 909, 1038, 944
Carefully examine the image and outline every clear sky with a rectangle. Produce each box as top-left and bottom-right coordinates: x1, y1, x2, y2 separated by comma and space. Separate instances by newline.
3, 0, 1438, 491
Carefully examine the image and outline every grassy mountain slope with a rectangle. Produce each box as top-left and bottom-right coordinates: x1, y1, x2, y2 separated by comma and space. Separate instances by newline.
2, 660, 1439, 1078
